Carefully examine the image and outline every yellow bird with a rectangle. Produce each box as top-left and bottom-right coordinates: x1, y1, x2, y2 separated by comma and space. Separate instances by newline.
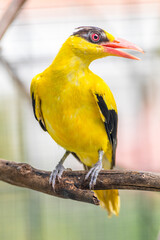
31, 26, 143, 216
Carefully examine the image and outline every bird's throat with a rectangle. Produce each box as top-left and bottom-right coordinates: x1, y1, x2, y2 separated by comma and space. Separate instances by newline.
50, 42, 91, 76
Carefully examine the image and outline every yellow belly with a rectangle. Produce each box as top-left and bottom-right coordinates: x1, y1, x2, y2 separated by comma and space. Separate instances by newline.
42, 90, 109, 155
37, 69, 115, 167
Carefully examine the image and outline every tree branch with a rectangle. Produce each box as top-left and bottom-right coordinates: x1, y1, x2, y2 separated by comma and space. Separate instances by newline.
0, 159, 160, 206
0, 159, 99, 205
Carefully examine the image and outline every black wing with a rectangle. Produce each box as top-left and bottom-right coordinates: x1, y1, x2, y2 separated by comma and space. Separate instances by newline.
32, 93, 47, 132
95, 94, 118, 168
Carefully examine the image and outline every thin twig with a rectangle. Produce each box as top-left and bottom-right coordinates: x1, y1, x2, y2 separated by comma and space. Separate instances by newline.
0, 0, 27, 40
0, 159, 160, 205
0, 56, 30, 102
0, 0, 30, 102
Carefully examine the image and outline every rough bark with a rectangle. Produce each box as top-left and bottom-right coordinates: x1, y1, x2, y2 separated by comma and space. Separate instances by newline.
0, 159, 160, 206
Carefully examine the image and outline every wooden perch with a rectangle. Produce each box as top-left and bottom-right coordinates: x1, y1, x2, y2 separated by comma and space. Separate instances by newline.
0, 159, 160, 206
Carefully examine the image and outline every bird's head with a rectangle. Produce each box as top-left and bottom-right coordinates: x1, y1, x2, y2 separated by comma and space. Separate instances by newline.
68, 26, 143, 62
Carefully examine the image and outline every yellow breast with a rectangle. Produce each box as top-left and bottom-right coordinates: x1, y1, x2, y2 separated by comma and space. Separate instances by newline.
38, 69, 110, 156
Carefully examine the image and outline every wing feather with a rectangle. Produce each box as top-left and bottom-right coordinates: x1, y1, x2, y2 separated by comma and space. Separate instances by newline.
94, 93, 118, 168
31, 87, 47, 132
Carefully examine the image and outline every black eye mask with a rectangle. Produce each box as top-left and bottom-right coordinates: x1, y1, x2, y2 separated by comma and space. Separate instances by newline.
72, 26, 109, 44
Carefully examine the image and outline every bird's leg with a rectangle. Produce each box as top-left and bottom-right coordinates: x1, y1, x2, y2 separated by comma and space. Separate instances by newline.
49, 150, 70, 189
85, 150, 103, 189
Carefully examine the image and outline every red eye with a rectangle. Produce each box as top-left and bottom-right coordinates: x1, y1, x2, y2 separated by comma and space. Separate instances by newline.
91, 33, 100, 42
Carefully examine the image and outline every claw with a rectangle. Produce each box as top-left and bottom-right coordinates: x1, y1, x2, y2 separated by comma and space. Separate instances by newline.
85, 150, 103, 189
49, 163, 65, 189
49, 150, 70, 190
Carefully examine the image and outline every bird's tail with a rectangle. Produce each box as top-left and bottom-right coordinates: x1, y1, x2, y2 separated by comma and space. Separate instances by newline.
83, 153, 120, 217
94, 189, 120, 217
93, 153, 120, 216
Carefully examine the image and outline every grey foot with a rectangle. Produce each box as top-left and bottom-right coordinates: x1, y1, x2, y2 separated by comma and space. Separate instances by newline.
85, 161, 102, 189
85, 150, 103, 189
49, 163, 65, 189
49, 150, 70, 190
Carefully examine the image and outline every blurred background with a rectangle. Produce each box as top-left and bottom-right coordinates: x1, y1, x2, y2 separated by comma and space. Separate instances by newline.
0, 0, 160, 239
